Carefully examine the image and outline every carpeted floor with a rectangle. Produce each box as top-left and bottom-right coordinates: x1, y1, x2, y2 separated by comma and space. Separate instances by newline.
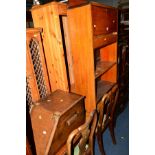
94, 102, 129, 155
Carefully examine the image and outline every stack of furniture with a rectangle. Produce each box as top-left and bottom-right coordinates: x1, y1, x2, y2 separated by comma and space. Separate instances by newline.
26, 1, 122, 154
26, 27, 86, 155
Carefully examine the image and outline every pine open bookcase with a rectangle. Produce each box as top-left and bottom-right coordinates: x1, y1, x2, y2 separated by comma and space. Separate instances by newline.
67, 1, 118, 113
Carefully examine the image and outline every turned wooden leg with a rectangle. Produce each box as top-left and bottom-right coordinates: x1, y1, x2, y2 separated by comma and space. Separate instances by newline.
96, 129, 106, 155
109, 123, 116, 144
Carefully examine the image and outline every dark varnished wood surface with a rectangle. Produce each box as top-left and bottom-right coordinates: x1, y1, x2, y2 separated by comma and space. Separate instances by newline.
31, 90, 85, 155
92, 6, 117, 36
68, 0, 89, 8
95, 61, 116, 79
96, 80, 115, 103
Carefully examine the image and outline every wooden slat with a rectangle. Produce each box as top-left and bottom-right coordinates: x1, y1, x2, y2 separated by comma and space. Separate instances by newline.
31, 2, 69, 92
95, 61, 116, 78
96, 80, 115, 103
26, 40, 40, 102
68, 4, 96, 112
62, 16, 75, 87
93, 33, 117, 49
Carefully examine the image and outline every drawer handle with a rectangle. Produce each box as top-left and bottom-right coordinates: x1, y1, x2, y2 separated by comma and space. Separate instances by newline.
93, 24, 96, 28
112, 20, 115, 23
66, 113, 78, 126
104, 38, 107, 41
106, 27, 109, 31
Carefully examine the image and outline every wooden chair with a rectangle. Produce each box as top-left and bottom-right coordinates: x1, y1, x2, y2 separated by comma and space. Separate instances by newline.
66, 110, 97, 155
96, 84, 119, 155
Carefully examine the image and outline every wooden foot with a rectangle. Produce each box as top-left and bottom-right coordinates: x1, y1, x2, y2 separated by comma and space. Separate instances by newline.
109, 123, 116, 144
96, 130, 106, 155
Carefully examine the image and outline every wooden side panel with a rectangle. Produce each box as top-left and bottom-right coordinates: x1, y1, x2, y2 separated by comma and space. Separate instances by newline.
36, 32, 51, 93
26, 38, 40, 102
26, 28, 51, 101
62, 16, 75, 87
68, 5, 96, 112
31, 3, 69, 92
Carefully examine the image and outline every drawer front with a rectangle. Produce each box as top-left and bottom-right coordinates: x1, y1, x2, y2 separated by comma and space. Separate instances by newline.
93, 33, 117, 49
92, 6, 117, 36
49, 99, 85, 154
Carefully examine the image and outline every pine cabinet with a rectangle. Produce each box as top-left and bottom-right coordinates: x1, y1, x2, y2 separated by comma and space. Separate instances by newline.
68, 2, 118, 113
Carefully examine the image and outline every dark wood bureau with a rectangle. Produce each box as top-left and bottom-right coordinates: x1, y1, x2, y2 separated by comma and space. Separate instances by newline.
30, 90, 85, 155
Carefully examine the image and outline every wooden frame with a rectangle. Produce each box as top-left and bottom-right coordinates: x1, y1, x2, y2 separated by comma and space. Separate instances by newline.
26, 28, 51, 103
31, 2, 69, 92
67, 2, 118, 113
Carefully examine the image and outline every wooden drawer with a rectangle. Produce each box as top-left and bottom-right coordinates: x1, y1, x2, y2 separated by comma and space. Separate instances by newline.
93, 33, 117, 49
50, 99, 85, 155
30, 90, 85, 155
92, 6, 117, 36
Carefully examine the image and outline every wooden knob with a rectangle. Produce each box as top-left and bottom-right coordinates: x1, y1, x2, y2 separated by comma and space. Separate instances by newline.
94, 25, 96, 28
113, 20, 115, 23
106, 27, 109, 31
104, 38, 107, 41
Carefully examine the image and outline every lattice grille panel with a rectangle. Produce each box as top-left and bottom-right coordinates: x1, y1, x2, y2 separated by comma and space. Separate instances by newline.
29, 38, 47, 99
26, 78, 33, 111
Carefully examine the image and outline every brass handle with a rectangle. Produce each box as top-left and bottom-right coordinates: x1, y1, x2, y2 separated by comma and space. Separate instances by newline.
66, 113, 78, 126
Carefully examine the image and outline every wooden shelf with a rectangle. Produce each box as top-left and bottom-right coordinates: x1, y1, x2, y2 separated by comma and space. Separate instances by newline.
96, 80, 115, 103
93, 33, 117, 49
95, 61, 116, 78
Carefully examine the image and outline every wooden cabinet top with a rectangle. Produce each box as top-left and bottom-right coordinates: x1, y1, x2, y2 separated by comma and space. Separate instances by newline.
30, 1, 67, 15
68, 1, 117, 9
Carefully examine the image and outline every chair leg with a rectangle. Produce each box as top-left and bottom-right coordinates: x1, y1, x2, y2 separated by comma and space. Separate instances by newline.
96, 130, 106, 155
109, 123, 116, 144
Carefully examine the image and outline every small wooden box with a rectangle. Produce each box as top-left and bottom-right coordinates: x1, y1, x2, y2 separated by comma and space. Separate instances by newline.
30, 90, 85, 155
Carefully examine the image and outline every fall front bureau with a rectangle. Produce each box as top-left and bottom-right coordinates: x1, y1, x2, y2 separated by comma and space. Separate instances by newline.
30, 89, 85, 155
